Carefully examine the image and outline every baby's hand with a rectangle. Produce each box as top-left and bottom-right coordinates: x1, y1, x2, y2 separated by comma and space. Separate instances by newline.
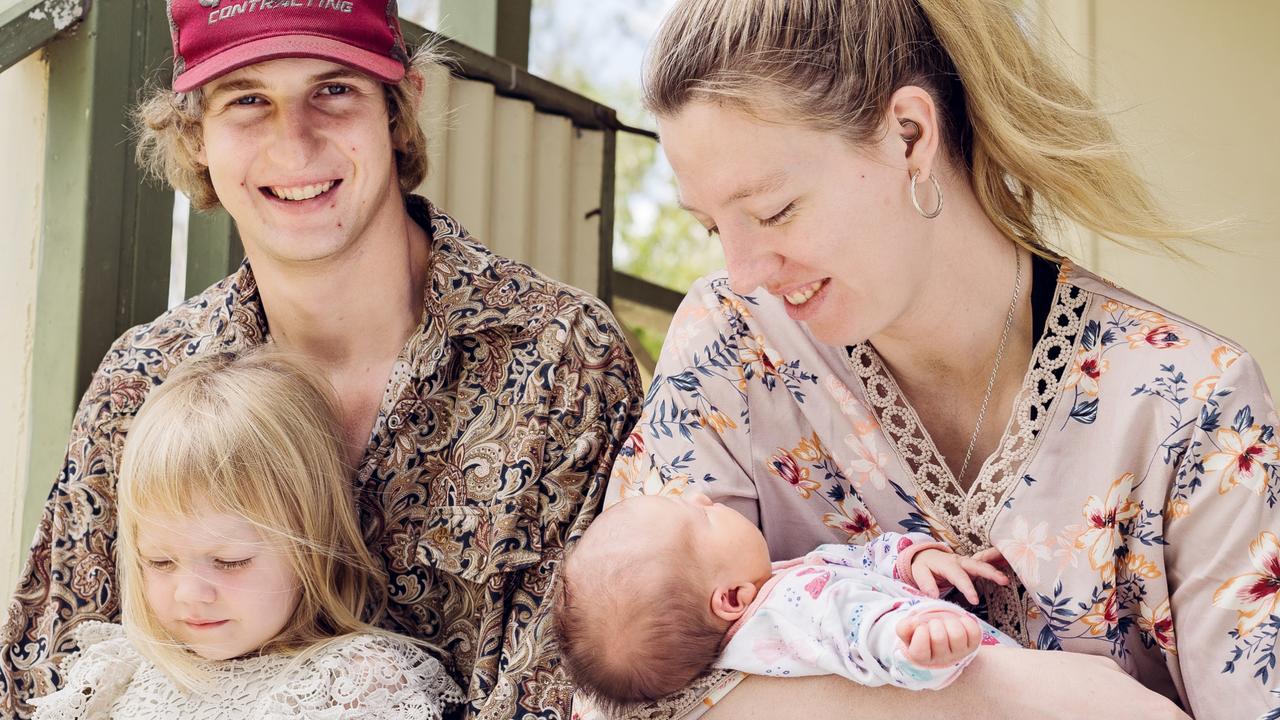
910, 547, 1008, 604
896, 610, 982, 668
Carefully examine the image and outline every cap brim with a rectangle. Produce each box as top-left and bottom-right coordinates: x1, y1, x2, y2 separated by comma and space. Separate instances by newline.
173, 34, 406, 92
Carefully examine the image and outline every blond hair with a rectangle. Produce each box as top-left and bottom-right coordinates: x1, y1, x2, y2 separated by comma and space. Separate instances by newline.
116, 347, 391, 688
553, 520, 726, 713
644, 0, 1196, 256
133, 43, 442, 211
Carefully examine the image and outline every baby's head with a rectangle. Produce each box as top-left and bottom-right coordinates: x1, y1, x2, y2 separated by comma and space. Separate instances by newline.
116, 347, 384, 685
554, 492, 772, 712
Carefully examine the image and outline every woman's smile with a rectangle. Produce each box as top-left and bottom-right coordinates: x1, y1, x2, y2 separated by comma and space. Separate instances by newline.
779, 278, 833, 322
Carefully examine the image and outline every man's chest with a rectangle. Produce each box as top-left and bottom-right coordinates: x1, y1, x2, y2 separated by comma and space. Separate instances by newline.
351, 385, 552, 658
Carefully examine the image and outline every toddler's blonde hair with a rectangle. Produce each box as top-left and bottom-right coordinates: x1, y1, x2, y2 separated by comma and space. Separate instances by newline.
117, 347, 390, 688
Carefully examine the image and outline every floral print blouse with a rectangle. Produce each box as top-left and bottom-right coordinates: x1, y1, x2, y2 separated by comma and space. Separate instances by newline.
0, 197, 643, 720
605, 260, 1279, 720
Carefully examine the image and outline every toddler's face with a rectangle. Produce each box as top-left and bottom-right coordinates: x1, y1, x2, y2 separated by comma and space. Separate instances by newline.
135, 509, 302, 660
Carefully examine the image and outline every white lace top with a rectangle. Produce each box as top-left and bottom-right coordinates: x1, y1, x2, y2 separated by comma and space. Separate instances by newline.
30, 622, 464, 720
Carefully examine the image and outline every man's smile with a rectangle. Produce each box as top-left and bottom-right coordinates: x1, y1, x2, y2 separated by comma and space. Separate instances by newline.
260, 178, 342, 202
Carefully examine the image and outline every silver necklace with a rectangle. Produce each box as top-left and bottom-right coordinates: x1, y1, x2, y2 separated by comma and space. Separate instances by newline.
956, 249, 1023, 486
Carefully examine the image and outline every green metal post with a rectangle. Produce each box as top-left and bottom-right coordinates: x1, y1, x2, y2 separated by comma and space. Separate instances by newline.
186, 208, 243, 296
433, 0, 530, 65
0, 0, 92, 74
494, 0, 531, 68
23, 0, 175, 543
598, 128, 616, 306
120, 0, 178, 330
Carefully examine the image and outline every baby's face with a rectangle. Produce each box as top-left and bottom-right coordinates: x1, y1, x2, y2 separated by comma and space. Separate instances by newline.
613, 492, 773, 588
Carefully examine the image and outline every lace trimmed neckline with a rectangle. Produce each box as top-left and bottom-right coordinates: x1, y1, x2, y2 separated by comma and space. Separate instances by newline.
848, 263, 1091, 642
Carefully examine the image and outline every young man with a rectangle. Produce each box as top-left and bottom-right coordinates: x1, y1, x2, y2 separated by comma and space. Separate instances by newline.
0, 2, 641, 718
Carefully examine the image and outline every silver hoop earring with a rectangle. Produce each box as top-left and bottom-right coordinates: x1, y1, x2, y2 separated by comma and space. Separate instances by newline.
910, 169, 943, 219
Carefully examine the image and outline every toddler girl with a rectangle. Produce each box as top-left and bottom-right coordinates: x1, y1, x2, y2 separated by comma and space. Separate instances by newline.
554, 492, 1014, 714
31, 349, 463, 719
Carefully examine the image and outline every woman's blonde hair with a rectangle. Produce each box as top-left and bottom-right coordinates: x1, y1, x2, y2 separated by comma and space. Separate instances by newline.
644, 0, 1196, 255
116, 347, 389, 688
133, 43, 442, 211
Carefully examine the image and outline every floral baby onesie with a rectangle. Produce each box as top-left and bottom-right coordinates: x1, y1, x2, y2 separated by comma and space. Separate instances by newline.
717, 533, 1015, 689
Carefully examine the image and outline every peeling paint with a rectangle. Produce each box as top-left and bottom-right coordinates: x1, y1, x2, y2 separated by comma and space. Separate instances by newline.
48, 0, 83, 30
24, 0, 82, 30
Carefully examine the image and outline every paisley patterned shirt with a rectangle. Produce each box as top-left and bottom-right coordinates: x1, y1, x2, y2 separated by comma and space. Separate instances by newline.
0, 196, 643, 720
591, 260, 1279, 720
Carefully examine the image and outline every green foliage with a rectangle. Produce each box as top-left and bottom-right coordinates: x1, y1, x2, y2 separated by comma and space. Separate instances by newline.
612, 133, 724, 293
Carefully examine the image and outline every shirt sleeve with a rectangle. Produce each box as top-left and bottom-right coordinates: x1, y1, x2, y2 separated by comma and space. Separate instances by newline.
1161, 350, 1280, 720
604, 276, 760, 522
716, 571, 976, 690
470, 297, 642, 719
810, 532, 949, 588
1, 350, 128, 720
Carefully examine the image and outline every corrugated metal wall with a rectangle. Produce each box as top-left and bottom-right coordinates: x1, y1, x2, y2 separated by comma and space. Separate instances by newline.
414, 64, 604, 296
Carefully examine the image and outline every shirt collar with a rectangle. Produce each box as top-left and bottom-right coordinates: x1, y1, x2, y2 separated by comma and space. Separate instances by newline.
408, 194, 558, 339
215, 194, 548, 349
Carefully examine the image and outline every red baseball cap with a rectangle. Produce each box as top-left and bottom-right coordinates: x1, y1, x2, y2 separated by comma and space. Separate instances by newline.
167, 0, 409, 93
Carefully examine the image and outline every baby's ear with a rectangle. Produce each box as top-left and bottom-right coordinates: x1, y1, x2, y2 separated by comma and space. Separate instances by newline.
710, 582, 758, 622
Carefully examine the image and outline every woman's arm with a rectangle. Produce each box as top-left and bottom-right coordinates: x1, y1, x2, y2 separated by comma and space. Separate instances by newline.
1161, 350, 1279, 720
703, 647, 1190, 720
603, 276, 761, 516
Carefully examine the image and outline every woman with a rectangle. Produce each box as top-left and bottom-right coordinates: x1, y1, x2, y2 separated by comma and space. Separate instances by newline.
589, 0, 1278, 718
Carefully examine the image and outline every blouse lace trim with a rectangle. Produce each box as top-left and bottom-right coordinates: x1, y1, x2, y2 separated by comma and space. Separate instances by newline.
848, 268, 1090, 642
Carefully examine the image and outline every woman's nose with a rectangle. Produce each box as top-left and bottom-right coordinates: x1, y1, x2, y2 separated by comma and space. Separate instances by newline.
721, 229, 780, 296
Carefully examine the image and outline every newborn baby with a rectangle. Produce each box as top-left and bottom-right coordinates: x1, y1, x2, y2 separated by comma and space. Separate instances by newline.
554, 492, 1014, 712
